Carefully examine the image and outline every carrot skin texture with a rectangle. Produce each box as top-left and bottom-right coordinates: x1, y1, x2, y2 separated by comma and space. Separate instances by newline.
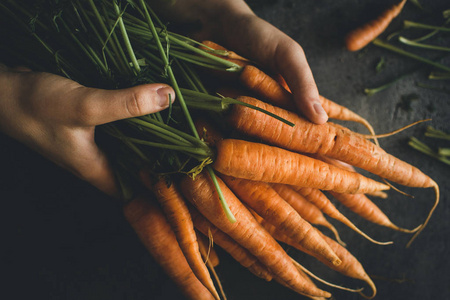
228, 96, 435, 189
345, 0, 407, 51
190, 207, 274, 281
180, 172, 331, 298
123, 196, 215, 300
152, 178, 220, 300
220, 174, 342, 266
271, 183, 345, 245
213, 138, 389, 194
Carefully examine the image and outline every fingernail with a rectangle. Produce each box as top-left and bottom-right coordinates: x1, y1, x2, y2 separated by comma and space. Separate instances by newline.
313, 102, 326, 116
157, 86, 174, 107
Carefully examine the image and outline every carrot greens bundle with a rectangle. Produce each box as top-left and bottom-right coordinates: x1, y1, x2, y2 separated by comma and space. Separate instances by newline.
0, 1, 441, 299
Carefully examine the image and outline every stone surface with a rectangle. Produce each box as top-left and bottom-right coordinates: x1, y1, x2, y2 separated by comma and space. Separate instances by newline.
1, 1, 448, 300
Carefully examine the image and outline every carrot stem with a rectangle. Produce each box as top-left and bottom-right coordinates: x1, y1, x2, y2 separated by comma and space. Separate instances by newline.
399, 36, 450, 52
206, 166, 237, 223
403, 20, 450, 32
372, 38, 450, 73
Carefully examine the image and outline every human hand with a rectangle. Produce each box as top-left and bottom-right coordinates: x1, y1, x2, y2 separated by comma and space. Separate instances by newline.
152, 0, 328, 124
0, 65, 175, 197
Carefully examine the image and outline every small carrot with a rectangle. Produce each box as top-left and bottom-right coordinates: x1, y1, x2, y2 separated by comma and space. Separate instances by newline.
146, 176, 220, 300
271, 183, 345, 246
180, 171, 332, 298
292, 186, 392, 245
213, 139, 389, 194
345, 0, 407, 51
219, 174, 342, 266
266, 222, 377, 300
190, 207, 273, 281
329, 191, 420, 233
123, 195, 215, 300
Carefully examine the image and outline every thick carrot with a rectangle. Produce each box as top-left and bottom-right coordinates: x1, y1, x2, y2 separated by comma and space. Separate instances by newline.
228, 96, 436, 190
123, 195, 215, 300
219, 174, 342, 266
292, 186, 392, 245
345, 0, 407, 51
180, 171, 331, 298
240, 65, 377, 135
190, 207, 273, 281
271, 183, 345, 245
147, 176, 220, 300
213, 139, 389, 194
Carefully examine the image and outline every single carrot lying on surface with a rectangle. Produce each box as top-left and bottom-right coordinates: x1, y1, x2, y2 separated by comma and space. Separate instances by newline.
213, 139, 389, 195
123, 195, 215, 300
345, 0, 407, 51
220, 174, 342, 266
180, 171, 332, 298
150, 176, 220, 300
271, 183, 345, 246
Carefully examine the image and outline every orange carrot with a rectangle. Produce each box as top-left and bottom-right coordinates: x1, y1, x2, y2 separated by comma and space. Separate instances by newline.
265, 220, 377, 300
239, 65, 377, 135
200, 40, 250, 63
345, 0, 407, 51
292, 186, 392, 245
149, 176, 220, 300
190, 207, 273, 281
228, 96, 436, 190
271, 183, 345, 245
180, 171, 331, 298
219, 174, 342, 266
123, 195, 215, 300
329, 191, 420, 233
213, 139, 389, 194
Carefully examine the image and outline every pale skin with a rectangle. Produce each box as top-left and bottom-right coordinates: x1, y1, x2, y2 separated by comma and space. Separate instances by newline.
0, 0, 328, 198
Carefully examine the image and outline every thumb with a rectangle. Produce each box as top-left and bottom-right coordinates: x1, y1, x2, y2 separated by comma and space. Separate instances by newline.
78, 83, 175, 126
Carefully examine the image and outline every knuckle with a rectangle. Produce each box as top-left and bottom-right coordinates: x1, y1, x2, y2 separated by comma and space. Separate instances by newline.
126, 89, 150, 117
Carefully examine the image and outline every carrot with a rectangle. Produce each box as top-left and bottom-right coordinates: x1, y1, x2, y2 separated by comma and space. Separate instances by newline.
213, 139, 389, 194
190, 207, 273, 282
239, 65, 377, 136
266, 221, 377, 300
292, 186, 392, 245
345, 0, 407, 51
329, 191, 420, 233
180, 171, 332, 298
145, 176, 220, 300
228, 96, 436, 189
219, 174, 342, 266
123, 195, 215, 300
200, 40, 250, 63
271, 183, 345, 246
311, 154, 421, 233
227, 96, 438, 245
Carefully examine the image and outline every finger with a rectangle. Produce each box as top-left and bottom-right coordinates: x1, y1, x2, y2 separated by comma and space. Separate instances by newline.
220, 15, 328, 124
275, 44, 329, 125
75, 83, 175, 126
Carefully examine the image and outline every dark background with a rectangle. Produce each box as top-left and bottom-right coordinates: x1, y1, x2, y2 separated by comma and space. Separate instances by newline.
1, 0, 449, 299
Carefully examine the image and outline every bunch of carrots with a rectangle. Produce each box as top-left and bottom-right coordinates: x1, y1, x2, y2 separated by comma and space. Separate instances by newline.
0, 1, 440, 299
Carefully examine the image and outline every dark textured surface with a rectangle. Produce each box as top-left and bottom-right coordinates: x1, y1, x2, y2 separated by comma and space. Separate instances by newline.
1, 1, 449, 299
